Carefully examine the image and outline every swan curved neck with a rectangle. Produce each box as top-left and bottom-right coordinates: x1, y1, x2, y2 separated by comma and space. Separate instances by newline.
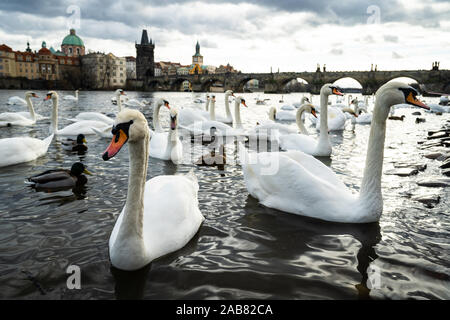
153, 103, 163, 132
114, 133, 149, 257
318, 92, 330, 146
50, 97, 58, 134
25, 96, 36, 121
224, 94, 232, 118
209, 100, 216, 120
233, 100, 243, 129
205, 98, 210, 112
296, 105, 310, 135
359, 98, 386, 210
117, 93, 123, 112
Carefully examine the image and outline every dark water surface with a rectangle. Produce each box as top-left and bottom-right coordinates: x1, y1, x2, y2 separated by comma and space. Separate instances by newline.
0, 89, 448, 299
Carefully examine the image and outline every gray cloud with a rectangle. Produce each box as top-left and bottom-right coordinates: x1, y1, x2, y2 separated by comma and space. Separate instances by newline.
392, 51, 403, 59
383, 35, 398, 43
200, 39, 218, 49
330, 48, 343, 55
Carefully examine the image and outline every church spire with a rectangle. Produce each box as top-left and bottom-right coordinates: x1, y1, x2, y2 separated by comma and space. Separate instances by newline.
141, 29, 149, 45
196, 41, 200, 55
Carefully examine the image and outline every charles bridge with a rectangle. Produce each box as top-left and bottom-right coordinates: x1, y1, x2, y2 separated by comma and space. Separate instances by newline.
144, 68, 450, 94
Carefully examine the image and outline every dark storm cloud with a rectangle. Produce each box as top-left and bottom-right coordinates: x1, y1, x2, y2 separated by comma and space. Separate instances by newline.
0, 0, 447, 42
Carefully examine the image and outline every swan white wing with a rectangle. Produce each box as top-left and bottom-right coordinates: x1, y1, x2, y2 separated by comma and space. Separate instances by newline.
276, 110, 296, 121
149, 132, 169, 159
7, 96, 26, 105
179, 108, 208, 126
241, 150, 356, 222
0, 112, 35, 127
16, 112, 48, 121
356, 113, 372, 124
280, 104, 295, 111
279, 134, 318, 155
63, 95, 77, 100
182, 120, 238, 136
73, 112, 115, 125
0, 134, 53, 167
56, 120, 111, 136
109, 174, 204, 261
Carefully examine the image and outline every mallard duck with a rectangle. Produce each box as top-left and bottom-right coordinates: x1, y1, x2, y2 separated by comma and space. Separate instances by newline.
61, 134, 88, 152
27, 162, 92, 191
388, 115, 405, 121
196, 144, 226, 170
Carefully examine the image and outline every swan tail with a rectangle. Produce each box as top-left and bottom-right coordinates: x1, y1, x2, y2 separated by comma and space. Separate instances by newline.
43, 134, 54, 151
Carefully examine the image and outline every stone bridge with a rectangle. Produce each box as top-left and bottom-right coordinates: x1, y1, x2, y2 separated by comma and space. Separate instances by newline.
145, 69, 450, 94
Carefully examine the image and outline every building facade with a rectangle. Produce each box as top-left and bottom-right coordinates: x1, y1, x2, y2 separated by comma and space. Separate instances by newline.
81, 52, 126, 89
125, 56, 136, 79
135, 29, 155, 80
0, 44, 17, 77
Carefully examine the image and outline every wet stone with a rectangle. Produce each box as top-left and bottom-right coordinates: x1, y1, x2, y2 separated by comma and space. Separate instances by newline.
417, 177, 450, 188
385, 168, 419, 177
394, 163, 427, 171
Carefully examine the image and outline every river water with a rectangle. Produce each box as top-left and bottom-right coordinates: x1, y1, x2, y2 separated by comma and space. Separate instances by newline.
0, 89, 448, 299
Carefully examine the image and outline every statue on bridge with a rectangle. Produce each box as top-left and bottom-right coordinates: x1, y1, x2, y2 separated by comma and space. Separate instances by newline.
432, 61, 440, 71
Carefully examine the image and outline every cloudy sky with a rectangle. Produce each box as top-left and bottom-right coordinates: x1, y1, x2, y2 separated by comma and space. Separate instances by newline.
0, 0, 449, 73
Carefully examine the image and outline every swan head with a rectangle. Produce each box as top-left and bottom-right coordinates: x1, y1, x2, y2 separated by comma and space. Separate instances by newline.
321, 84, 343, 96
44, 91, 58, 101
169, 107, 179, 130
225, 90, 235, 97
310, 106, 317, 118
211, 95, 216, 103
375, 81, 429, 121
156, 98, 170, 109
25, 91, 39, 99
235, 96, 248, 107
268, 107, 276, 120
102, 109, 149, 160
115, 89, 126, 96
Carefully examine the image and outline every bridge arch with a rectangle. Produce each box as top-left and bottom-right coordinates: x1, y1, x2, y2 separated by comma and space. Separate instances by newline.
332, 77, 363, 94
279, 77, 310, 93
147, 78, 165, 90
170, 78, 192, 91
235, 76, 264, 93
201, 77, 225, 92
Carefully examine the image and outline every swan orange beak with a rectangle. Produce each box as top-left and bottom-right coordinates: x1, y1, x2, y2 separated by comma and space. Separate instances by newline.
406, 92, 429, 110
311, 109, 317, 118
102, 129, 129, 160
164, 102, 171, 109
241, 100, 248, 107
44, 93, 52, 101
32, 93, 39, 98
121, 91, 126, 95
332, 88, 343, 96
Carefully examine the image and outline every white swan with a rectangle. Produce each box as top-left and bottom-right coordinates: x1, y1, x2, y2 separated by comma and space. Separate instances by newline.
124, 98, 146, 108
315, 105, 346, 131
181, 96, 247, 137
45, 91, 111, 136
0, 92, 45, 126
70, 89, 125, 125
0, 134, 53, 167
102, 108, 204, 271
179, 97, 209, 127
240, 81, 429, 223
215, 90, 234, 124
278, 84, 342, 156
149, 105, 183, 163
248, 104, 317, 142
7, 96, 26, 105
63, 90, 79, 101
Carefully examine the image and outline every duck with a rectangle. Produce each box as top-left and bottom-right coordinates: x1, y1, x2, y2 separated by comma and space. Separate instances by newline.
61, 134, 88, 153
196, 144, 226, 170
0, 133, 54, 167
63, 89, 79, 102
239, 81, 429, 223
388, 115, 405, 121
45, 91, 111, 136
181, 96, 248, 137
0, 91, 44, 127
27, 162, 91, 191
149, 104, 183, 164
102, 108, 204, 271
69, 89, 125, 125
277, 84, 342, 156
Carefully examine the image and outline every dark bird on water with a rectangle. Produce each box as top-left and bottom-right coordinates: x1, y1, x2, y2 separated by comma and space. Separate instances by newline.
27, 162, 92, 192
61, 134, 88, 153
388, 115, 405, 121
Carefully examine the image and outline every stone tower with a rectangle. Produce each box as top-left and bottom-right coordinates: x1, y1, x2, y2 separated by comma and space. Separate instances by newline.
135, 29, 155, 80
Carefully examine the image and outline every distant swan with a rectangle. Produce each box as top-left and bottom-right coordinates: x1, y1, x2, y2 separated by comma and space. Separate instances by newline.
0, 92, 44, 126
63, 90, 79, 102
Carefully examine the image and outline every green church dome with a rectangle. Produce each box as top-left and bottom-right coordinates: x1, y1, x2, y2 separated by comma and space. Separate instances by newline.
62, 29, 84, 46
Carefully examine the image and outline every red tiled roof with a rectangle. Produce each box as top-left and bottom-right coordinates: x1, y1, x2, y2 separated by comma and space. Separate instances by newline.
0, 44, 13, 52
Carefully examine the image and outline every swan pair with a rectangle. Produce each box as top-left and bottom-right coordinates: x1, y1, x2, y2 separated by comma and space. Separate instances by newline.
277, 85, 343, 156
103, 108, 204, 271
272, 97, 310, 121
0, 92, 46, 127
248, 104, 317, 142
149, 99, 182, 163
240, 81, 429, 223
45, 91, 111, 136
179, 90, 234, 126
181, 95, 247, 137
